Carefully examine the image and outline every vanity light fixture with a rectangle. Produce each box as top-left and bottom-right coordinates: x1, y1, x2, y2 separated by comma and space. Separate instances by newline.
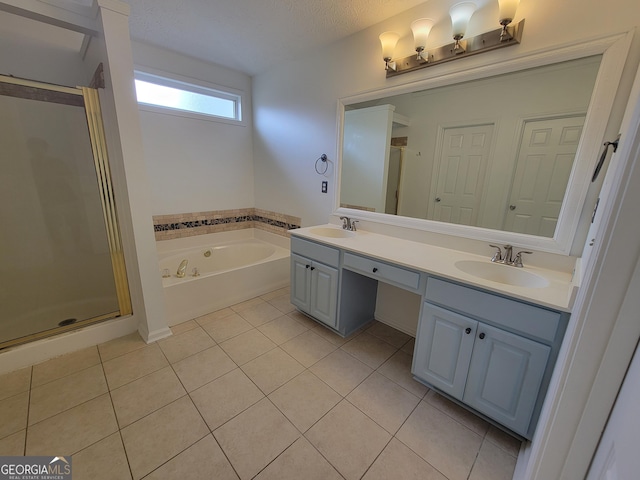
449, 2, 476, 54
380, 0, 524, 78
379, 31, 400, 71
411, 18, 435, 61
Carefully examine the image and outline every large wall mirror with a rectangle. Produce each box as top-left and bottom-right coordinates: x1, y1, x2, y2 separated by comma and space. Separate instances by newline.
336, 34, 631, 254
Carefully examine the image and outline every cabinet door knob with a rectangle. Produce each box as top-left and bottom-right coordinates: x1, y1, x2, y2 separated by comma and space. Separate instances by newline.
305, 264, 310, 269
465, 327, 471, 334
372, 267, 378, 273
310, 266, 315, 271
479, 332, 486, 339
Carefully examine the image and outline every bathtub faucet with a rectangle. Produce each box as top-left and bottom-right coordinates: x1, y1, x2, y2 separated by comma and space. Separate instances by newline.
176, 259, 188, 278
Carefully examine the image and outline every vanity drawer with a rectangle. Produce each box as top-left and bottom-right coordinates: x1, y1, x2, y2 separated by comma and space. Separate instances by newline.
425, 277, 561, 343
291, 237, 340, 267
343, 252, 421, 292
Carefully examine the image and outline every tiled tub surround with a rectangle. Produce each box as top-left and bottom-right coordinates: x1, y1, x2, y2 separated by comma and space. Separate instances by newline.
153, 208, 301, 241
0, 288, 520, 480
157, 229, 290, 325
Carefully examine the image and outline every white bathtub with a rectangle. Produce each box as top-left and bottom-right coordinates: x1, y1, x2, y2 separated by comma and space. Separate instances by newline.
156, 229, 290, 325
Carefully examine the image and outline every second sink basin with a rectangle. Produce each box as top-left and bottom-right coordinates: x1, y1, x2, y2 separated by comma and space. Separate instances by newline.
309, 227, 356, 238
454, 260, 549, 289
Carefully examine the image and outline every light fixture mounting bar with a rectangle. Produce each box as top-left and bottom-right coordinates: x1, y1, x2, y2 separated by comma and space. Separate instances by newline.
386, 19, 524, 78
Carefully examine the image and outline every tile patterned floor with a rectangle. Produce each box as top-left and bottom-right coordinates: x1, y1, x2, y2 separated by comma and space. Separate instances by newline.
0, 287, 520, 480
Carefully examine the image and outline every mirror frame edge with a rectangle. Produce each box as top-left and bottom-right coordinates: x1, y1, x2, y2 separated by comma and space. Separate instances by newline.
334, 31, 633, 255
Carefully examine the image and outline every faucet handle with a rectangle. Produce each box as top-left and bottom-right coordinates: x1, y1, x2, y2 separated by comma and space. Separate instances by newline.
350, 220, 359, 231
513, 251, 533, 267
489, 245, 503, 263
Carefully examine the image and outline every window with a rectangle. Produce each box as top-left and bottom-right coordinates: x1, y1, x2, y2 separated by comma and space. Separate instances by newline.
134, 71, 242, 122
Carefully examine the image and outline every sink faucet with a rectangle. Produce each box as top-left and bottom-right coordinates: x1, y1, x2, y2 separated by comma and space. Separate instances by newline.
339, 216, 358, 231
503, 245, 513, 264
489, 245, 532, 267
176, 259, 188, 278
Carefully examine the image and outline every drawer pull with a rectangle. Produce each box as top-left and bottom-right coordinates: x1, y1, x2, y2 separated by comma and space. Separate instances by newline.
465, 327, 471, 334
373, 267, 378, 273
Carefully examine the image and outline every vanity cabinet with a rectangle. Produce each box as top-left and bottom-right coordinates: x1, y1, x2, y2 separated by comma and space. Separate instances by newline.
290, 237, 340, 328
413, 277, 564, 438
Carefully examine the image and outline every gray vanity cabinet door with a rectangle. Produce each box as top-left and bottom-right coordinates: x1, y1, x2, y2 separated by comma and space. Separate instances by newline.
291, 253, 312, 312
413, 303, 477, 399
309, 262, 339, 328
463, 323, 550, 436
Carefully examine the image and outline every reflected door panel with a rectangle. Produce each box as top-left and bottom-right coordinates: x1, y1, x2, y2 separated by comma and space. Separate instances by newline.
429, 124, 494, 225
504, 115, 585, 236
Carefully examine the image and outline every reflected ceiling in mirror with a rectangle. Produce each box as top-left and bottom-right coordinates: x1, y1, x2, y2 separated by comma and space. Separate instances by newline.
340, 56, 601, 239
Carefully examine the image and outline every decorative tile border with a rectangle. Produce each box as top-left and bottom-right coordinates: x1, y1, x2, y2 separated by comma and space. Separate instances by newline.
153, 208, 301, 241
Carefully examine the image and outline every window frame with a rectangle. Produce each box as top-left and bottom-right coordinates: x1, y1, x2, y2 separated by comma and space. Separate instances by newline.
133, 68, 245, 125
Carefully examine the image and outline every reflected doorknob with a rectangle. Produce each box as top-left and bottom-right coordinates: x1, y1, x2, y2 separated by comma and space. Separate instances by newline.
435, 197, 441, 202
509, 205, 516, 210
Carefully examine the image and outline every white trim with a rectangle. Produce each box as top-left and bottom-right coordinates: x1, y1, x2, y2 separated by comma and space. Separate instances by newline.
335, 32, 632, 255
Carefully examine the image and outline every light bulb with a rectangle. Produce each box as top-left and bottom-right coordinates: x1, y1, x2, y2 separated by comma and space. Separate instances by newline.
379, 31, 400, 70
411, 18, 435, 60
449, 2, 477, 40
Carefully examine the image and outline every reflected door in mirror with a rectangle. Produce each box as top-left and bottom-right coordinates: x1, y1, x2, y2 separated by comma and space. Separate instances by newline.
429, 123, 495, 225
504, 115, 585, 236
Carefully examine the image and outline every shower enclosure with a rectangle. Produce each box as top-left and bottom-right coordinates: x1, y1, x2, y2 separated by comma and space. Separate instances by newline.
0, 75, 131, 349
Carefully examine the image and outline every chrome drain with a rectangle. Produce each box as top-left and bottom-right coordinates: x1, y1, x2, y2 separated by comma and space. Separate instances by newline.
58, 318, 78, 327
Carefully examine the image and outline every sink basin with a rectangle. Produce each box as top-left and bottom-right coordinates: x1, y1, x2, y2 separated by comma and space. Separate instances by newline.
309, 227, 356, 238
454, 260, 549, 289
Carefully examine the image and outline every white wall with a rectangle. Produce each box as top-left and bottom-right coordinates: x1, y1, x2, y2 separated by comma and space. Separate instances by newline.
252, 0, 640, 235
131, 42, 255, 215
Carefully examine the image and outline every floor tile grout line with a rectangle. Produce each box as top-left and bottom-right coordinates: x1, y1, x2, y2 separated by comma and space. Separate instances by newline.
480, 427, 521, 459
391, 424, 453, 480
29, 348, 102, 389
98, 337, 148, 364
104, 353, 170, 392
135, 430, 211, 480
22, 366, 34, 455
465, 449, 482, 480
421, 391, 491, 439
209, 431, 243, 480
103, 383, 136, 479
357, 433, 395, 480
25, 390, 113, 431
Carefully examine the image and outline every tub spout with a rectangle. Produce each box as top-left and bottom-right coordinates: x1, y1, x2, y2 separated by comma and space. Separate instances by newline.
176, 259, 188, 278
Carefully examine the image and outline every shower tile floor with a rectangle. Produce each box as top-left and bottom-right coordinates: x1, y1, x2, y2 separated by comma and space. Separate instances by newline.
0, 286, 520, 480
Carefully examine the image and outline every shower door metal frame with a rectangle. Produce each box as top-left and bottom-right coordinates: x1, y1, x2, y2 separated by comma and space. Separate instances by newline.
0, 74, 132, 349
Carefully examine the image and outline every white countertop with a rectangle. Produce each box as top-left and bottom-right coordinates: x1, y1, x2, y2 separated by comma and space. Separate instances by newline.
291, 225, 577, 312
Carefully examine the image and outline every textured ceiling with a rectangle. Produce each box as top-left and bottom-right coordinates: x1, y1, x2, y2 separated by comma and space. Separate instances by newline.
125, 0, 428, 76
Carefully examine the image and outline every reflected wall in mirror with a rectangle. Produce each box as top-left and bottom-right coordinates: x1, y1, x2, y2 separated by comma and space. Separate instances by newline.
340, 56, 601, 239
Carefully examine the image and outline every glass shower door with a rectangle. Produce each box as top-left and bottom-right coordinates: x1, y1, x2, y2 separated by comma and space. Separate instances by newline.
0, 77, 129, 348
